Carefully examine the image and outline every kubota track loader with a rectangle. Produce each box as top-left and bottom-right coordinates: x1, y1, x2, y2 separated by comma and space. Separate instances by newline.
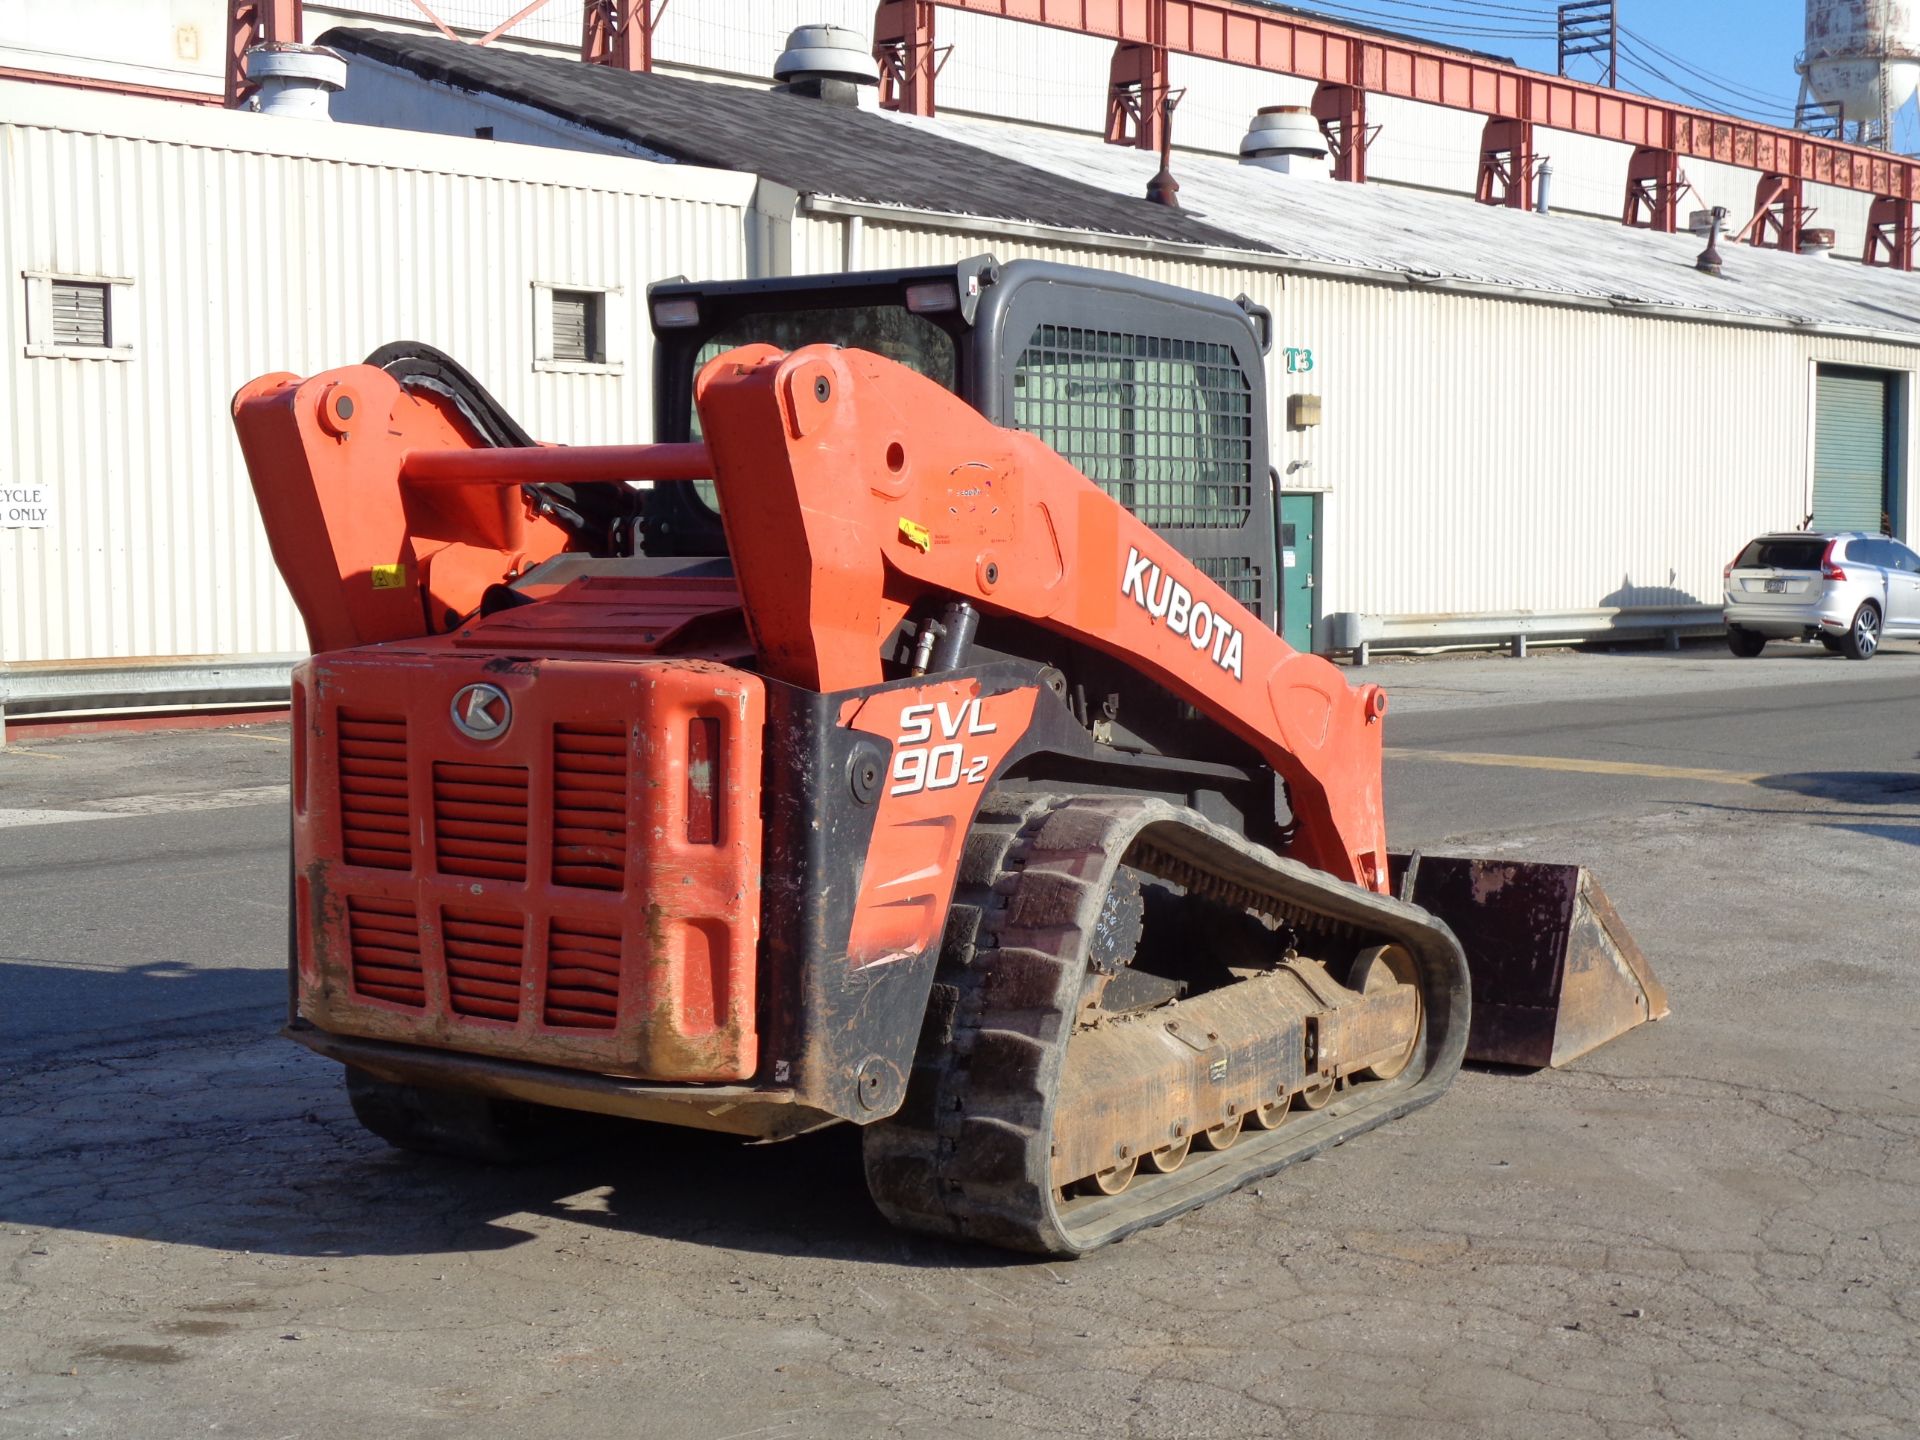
233, 259, 1666, 1255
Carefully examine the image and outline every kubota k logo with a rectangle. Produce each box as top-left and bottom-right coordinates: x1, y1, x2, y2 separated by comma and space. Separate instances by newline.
451, 683, 512, 741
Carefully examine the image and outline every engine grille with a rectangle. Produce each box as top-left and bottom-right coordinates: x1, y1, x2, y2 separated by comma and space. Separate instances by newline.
544, 918, 623, 1029
443, 907, 526, 1022
305, 653, 763, 1081
347, 896, 424, 1007
433, 762, 530, 881
552, 725, 629, 890
337, 713, 410, 871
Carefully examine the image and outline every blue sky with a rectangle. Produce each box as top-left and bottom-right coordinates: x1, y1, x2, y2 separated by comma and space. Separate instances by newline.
1289, 1, 1918, 147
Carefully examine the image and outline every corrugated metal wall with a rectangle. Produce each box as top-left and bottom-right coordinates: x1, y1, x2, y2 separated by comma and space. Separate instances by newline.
0, 83, 756, 668
10, 64, 1917, 672
794, 210, 1919, 625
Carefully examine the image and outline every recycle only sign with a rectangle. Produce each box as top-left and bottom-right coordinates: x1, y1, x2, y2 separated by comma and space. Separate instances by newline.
2, 485, 50, 528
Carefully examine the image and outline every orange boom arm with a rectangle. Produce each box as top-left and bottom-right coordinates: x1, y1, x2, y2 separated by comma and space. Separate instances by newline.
694, 344, 1391, 892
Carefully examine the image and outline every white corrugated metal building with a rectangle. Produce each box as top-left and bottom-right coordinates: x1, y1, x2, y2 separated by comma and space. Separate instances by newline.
0, 0, 1889, 251
6, 14, 1920, 722
0, 79, 756, 725
858, 110, 1920, 650
320, 24, 1920, 655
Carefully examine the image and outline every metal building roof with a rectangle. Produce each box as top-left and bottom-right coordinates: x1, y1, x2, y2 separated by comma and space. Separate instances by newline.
897, 111, 1920, 344
319, 27, 1270, 257
326, 25, 1920, 345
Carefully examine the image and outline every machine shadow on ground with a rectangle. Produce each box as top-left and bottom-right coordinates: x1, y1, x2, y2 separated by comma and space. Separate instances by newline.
1753, 769, 1920, 803
0, 958, 285, 1065
0, 958, 1012, 1270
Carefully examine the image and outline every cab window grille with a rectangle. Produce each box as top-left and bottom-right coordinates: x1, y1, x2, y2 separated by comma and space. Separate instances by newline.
1011, 325, 1253, 530
1194, 555, 1264, 612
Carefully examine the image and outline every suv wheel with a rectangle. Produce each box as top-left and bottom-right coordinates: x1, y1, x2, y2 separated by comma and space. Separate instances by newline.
1727, 626, 1766, 658
1843, 602, 1882, 661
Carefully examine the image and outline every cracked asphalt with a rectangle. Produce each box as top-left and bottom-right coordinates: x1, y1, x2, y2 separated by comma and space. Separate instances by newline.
2, 644, 1917, 1440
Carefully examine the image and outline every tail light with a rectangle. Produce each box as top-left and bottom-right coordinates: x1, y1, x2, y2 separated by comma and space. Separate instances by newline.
1820, 539, 1847, 581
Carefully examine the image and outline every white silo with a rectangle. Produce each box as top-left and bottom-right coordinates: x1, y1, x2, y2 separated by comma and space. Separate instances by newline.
1801, 0, 1920, 141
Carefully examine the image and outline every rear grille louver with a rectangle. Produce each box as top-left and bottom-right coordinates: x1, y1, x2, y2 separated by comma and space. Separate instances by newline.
337, 713, 411, 870
443, 907, 526, 1022
544, 918, 623, 1029
347, 896, 425, 1008
433, 762, 529, 881
552, 725, 629, 890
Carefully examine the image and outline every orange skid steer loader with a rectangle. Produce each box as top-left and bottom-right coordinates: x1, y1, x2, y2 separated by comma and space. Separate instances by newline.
233, 259, 1666, 1256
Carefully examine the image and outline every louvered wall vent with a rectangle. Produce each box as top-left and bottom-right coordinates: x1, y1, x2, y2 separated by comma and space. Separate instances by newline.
51, 281, 109, 348
550, 290, 603, 363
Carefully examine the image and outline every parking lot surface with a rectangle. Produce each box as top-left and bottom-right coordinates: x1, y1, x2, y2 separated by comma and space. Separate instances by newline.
2, 645, 1916, 1440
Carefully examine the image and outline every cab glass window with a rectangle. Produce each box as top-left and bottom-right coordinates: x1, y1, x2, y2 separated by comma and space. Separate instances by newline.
684, 306, 956, 512
689, 305, 956, 439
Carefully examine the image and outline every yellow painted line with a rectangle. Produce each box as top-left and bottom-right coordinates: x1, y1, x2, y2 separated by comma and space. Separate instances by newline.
214, 731, 291, 745
0, 746, 69, 762
1385, 748, 1768, 787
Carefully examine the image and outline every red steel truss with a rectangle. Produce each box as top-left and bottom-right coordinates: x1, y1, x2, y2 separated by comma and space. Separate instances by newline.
218, 1, 1916, 268
581, 0, 667, 72
226, 0, 302, 106
875, 0, 940, 116
896, 0, 1918, 267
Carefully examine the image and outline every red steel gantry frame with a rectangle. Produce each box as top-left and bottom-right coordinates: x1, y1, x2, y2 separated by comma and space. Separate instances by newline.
225, 0, 665, 97
219, 0, 1915, 268
872, 0, 1919, 269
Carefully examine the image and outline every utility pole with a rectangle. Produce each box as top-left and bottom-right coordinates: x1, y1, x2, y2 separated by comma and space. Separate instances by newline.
1558, 1, 1617, 89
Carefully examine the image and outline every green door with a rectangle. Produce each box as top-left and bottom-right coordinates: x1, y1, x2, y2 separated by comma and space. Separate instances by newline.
1279, 493, 1318, 653
1813, 368, 1892, 533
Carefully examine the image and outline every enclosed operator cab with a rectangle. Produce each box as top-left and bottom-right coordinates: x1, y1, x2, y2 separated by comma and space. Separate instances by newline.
643, 258, 1280, 633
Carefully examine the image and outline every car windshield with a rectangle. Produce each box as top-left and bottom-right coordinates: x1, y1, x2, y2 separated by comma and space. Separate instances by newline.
1735, 538, 1826, 571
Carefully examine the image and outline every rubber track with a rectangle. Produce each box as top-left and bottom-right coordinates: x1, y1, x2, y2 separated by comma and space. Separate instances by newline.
862, 793, 1470, 1257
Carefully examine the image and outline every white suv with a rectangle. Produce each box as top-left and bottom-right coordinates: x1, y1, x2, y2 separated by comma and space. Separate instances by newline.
1724, 532, 1920, 660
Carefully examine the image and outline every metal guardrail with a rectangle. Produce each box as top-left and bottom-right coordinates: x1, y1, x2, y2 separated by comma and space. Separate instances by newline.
0, 655, 301, 743
1326, 607, 1725, 666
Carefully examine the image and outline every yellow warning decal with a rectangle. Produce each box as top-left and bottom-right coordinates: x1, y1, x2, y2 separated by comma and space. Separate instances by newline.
898, 518, 932, 553
370, 564, 407, 590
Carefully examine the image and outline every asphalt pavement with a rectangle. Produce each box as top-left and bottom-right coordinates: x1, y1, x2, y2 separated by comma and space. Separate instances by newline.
1, 644, 1916, 1440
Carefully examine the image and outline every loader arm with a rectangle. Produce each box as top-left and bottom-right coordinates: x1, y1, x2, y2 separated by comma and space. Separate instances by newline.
694, 344, 1392, 892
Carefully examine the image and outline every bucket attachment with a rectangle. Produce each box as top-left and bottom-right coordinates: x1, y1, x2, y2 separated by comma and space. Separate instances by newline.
1390, 856, 1669, 1069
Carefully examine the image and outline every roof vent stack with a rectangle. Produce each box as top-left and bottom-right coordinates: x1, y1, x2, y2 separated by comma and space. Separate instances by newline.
243, 43, 346, 120
1146, 90, 1187, 208
1238, 106, 1331, 178
1799, 227, 1838, 257
1695, 205, 1729, 277
774, 24, 879, 107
